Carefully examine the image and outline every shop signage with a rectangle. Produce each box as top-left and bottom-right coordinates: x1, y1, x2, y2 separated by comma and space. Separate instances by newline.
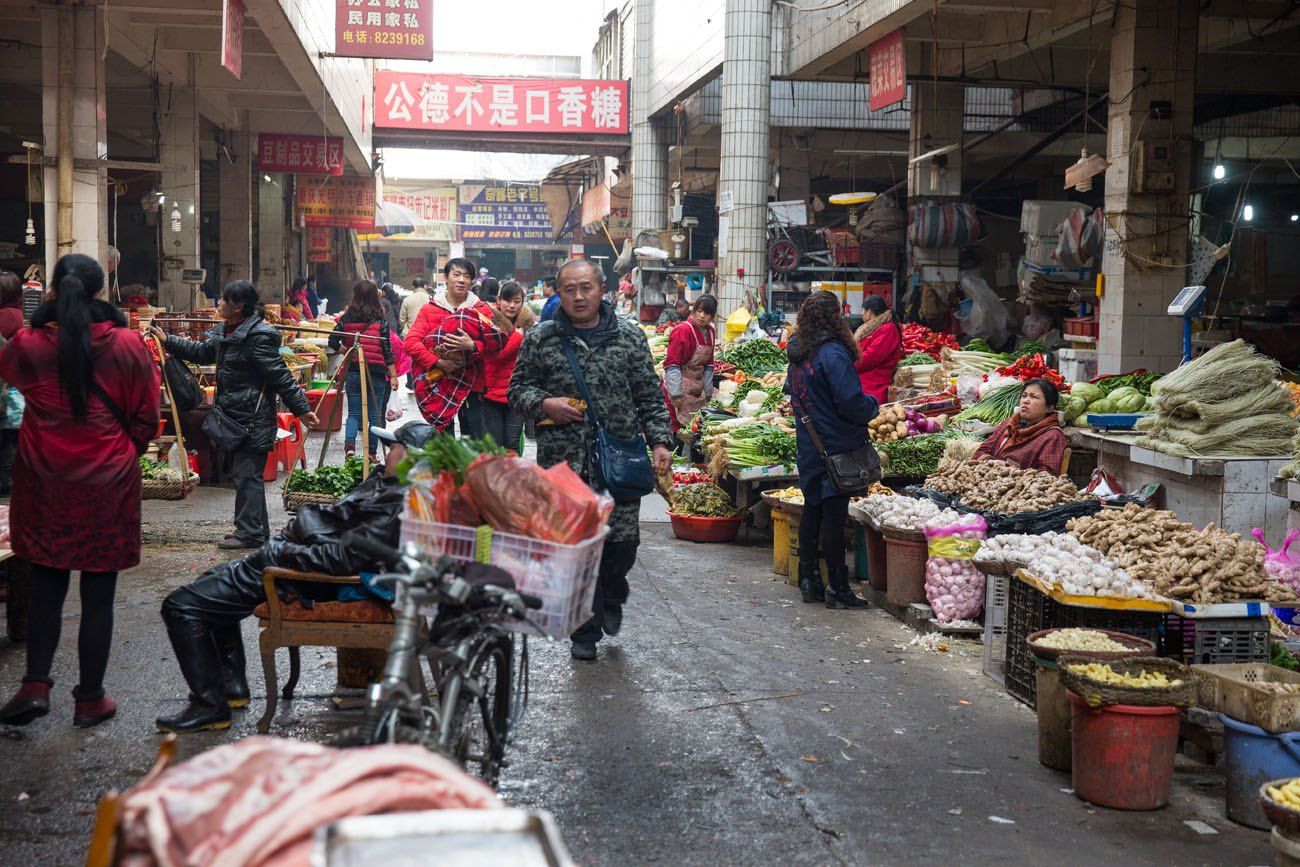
257, 134, 345, 176
381, 182, 457, 241
334, 0, 432, 61
296, 175, 376, 231
375, 73, 629, 136
307, 226, 333, 263
458, 183, 554, 244
221, 0, 244, 80
868, 28, 906, 111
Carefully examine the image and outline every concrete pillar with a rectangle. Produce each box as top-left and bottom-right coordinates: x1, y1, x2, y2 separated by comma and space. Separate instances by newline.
218, 130, 254, 286
40, 5, 107, 275
1097, 0, 1198, 374
716, 0, 772, 315
158, 59, 200, 311
258, 174, 288, 303
630, 0, 669, 240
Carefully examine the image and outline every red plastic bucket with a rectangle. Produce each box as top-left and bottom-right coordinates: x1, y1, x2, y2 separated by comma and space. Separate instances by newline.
1069, 694, 1180, 810
884, 536, 926, 606
669, 513, 742, 543
307, 388, 344, 432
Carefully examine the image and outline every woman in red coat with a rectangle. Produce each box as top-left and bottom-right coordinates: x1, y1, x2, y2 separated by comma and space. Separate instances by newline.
482, 282, 535, 450
853, 295, 903, 403
0, 254, 160, 728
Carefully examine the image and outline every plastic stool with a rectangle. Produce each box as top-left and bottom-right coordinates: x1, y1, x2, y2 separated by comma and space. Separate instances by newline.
273, 414, 308, 475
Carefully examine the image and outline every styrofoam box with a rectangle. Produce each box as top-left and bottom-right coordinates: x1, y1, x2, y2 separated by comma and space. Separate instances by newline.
1059, 348, 1098, 382
1021, 200, 1090, 235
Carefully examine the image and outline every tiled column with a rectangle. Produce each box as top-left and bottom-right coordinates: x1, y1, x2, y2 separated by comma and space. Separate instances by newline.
1098, 0, 1198, 374
258, 174, 288, 303
158, 58, 200, 311
717, 0, 772, 315
41, 5, 107, 274
631, 0, 669, 243
218, 129, 255, 288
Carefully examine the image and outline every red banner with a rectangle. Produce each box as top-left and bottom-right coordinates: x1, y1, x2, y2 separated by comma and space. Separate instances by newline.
221, 0, 244, 80
335, 0, 432, 61
868, 28, 906, 112
257, 134, 345, 176
307, 226, 333, 263
375, 73, 629, 136
296, 176, 376, 231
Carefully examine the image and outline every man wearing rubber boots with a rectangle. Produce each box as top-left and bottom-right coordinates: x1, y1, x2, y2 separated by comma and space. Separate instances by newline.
507, 259, 673, 662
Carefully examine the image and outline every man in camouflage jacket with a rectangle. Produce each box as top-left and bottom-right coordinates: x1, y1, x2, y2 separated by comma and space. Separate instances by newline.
509, 259, 673, 661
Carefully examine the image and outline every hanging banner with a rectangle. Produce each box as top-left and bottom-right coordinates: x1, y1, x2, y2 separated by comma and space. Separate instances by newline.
335, 0, 432, 61
296, 176, 376, 231
221, 0, 245, 80
868, 28, 906, 111
307, 226, 333, 263
375, 73, 629, 136
458, 183, 554, 244
257, 134, 345, 176
381, 182, 458, 242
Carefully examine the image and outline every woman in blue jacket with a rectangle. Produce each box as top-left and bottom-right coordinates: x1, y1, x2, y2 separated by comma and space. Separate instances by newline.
786, 291, 879, 609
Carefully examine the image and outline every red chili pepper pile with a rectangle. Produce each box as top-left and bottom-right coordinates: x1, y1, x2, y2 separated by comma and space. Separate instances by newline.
673, 469, 711, 485
901, 323, 959, 361
994, 353, 1065, 390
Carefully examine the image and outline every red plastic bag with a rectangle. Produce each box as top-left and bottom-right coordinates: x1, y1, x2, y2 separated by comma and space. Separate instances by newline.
1254, 529, 1300, 595
465, 455, 612, 544
540, 462, 614, 544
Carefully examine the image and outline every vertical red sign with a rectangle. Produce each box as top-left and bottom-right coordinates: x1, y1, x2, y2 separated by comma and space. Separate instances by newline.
868, 28, 906, 111
221, 0, 245, 80
335, 0, 433, 61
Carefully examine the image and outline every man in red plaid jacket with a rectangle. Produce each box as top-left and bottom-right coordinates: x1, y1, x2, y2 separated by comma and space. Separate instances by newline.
412, 307, 509, 431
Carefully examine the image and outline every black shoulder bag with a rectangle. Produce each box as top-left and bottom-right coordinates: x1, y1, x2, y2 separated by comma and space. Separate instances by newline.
200, 342, 266, 451
559, 336, 656, 503
793, 391, 882, 495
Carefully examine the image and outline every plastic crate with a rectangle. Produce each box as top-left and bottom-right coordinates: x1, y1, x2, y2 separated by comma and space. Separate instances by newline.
982, 573, 1010, 686
1163, 615, 1270, 666
859, 244, 900, 271
1004, 575, 1059, 708
826, 230, 860, 265
400, 513, 608, 640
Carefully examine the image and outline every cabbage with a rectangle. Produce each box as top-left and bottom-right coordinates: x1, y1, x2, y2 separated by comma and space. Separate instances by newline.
1060, 395, 1087, 423
1108, 386, 1142, 404
1070, 382, 1103, 405
1113, 391, 1146, 413
1089, 399, 1115, 414
1143, 396, 1154, 412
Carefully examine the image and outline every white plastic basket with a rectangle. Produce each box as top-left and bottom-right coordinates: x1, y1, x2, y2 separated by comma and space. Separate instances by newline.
400, 510, 608, 640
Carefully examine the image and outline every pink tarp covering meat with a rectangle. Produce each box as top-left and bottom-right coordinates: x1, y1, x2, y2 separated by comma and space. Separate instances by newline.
117, 737, 500, 867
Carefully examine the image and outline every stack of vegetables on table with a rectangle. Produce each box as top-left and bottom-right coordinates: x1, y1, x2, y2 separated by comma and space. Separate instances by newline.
1062, 372, 1160, 424
974, 532, 1157, 599
855, 493, 941, 531
868, 403, 946, 443
718, 339, 788, 377
669, 483, 743, 518
1133, 340, 1297, 458
701, 415, 798, 476
876, 429, 981, 478
951, 382, 1022, 426
924, 458, 1089, 515
901, 324, 959, 360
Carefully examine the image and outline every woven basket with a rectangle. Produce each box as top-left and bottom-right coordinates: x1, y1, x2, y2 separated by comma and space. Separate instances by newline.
283, 490, 339, 512
1058, 655, 1196, 708
1260, 779, 1300, 835
141, 472, 199, 501
1027, 628, 1156, 663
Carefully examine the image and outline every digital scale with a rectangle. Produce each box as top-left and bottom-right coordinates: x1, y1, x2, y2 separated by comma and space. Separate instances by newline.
1167, 284, 1208, 364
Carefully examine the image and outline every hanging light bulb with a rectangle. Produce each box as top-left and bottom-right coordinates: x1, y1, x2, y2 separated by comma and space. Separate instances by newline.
24, 218, 35, 246
1291, 214, 1298, 223
170, 203, 182, 233
1213, 163, 1226, 180
1243, 204, 1255, 222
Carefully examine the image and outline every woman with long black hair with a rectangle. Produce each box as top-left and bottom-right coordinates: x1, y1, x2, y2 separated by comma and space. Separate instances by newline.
0, 254, 160, 727
787, 290, 878, 610
329, 280, 399, 459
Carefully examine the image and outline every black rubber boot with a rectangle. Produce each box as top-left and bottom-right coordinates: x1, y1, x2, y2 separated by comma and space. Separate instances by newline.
155, 624, 233, 734
214, 626, 250, 709
797, 561, 825, 603
824, 564, 869, 610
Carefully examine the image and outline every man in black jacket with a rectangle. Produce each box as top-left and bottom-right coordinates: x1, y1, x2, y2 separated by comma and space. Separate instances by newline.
151, 282, 318, 549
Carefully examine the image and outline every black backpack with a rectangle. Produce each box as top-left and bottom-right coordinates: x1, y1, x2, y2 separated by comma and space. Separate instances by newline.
164, 355, 201, 412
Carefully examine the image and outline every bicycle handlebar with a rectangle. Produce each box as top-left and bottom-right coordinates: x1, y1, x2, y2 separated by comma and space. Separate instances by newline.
343, 531, 405, 567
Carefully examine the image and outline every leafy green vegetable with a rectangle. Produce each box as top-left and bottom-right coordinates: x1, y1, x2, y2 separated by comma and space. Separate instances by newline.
733, 380, 769, 405
900, 352, 938, 367
1069, 382, 1103, 405
399, 433, 507, 484
878, 430, 980, 477
953, 383, 1022, 425
718, 339, 788, 376
1273, 641, 1299, 672
670, 483, 742, 517
1096, 371, 1162, 396
1015, 340, 1046, 359
709, 422, 797, 469
964, 338, 994, 353
760, 385, 787, 413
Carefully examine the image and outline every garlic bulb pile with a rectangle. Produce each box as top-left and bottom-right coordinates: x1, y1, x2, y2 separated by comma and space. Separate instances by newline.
975, 532, 1156, 600
923, 513, 987, 623
860, 494, 939, 531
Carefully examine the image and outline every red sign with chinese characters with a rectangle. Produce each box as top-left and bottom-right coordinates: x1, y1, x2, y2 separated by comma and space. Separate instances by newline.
374, 73, 629, 136
868, 28, 906, 111
307, 226, 333, 263
257, 134, 345, 176
221, 0, 244, 80
296, 176, 376, 231
335, 0, 432, 61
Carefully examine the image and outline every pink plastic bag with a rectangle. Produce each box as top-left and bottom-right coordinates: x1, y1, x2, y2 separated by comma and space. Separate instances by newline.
923, 514, 988, 622
1253, 528, 1300, 594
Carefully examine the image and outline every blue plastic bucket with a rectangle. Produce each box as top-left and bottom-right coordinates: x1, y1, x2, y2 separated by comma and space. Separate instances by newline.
1220, 713, 1300, 829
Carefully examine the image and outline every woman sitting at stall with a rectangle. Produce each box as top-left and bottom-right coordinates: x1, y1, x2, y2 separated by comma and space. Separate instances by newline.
853, 294, 903, 403
972, 377, 1068, 475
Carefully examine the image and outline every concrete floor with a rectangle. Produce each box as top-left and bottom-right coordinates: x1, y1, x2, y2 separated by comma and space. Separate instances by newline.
0, 429, 1278, 866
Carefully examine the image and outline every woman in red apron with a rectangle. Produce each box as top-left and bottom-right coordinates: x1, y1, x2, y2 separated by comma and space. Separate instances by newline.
664, 295, 718, 434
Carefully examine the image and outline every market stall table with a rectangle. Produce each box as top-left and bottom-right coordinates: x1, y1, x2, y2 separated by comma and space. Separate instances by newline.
1069, 428, 1293, 538
721, 464, 797, 530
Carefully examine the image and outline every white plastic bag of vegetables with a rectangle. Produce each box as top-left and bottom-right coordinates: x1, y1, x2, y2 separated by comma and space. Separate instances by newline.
923, 513, 988, 622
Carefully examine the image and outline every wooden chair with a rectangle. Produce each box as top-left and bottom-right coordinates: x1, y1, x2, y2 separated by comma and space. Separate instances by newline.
1060, 447, 1072, 477
255, 567, 400, 734
85, 735, 178, 867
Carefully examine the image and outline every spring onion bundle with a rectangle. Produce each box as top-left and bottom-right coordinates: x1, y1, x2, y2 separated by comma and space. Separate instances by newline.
952, 383, 1022, 425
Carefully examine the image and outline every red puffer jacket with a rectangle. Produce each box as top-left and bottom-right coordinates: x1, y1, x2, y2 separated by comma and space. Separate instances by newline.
403, 291, 499, 393
483, 330, 524, 404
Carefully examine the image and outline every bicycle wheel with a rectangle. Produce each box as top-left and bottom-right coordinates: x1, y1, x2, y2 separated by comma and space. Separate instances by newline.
446, 634, 513, 786
329, 704, 428, 748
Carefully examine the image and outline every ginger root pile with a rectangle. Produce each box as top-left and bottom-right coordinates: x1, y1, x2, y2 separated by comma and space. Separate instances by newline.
924, 458, 1088, 515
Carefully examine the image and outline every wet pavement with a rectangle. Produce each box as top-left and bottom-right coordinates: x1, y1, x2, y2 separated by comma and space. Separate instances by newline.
0, 430, 1278, 866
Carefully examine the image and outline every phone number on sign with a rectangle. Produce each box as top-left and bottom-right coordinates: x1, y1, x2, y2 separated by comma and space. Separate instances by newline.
368, 31, 426, 46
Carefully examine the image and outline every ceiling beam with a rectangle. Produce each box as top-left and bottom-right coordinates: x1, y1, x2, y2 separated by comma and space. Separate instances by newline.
936, 0, 1105, 77
159, 28, 278, 56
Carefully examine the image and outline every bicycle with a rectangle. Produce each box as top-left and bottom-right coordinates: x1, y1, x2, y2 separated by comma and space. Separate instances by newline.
330, 533, 543, 787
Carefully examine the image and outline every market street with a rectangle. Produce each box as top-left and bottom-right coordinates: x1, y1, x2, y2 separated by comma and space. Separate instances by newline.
0, 437, 1272, 865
